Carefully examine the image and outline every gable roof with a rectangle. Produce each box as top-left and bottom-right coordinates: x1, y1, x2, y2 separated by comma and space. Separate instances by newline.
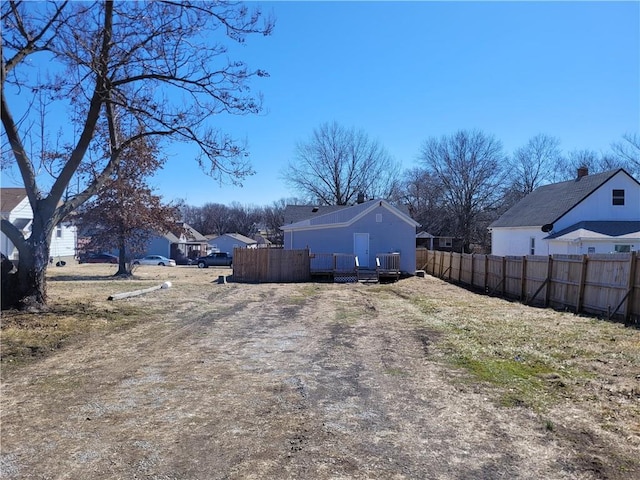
0, 188, 28, 214
160, 222, 207, 244
544, 221, 640, 240
281, 199, 420, 231
208, 232, 257, 245
490, 169, 638, 228
283, 204, 347, 224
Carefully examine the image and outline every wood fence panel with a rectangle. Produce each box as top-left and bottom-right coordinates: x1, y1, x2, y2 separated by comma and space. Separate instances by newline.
548, 255, 583, 310
504, 256, 523, 299
233, 248, 310, 283
416, 248, 428, 271
581, 254, 632, 317
472, 254, 486, 290
524, 256, 550, 306
486, 255, 504, 293
436, 251, 446, 277
451, 252, 462, 282
460, 253, 473, 285
416, 249, 639, 322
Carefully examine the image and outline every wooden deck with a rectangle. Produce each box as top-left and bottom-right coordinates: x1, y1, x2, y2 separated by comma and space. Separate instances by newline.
309, 253, 402, 283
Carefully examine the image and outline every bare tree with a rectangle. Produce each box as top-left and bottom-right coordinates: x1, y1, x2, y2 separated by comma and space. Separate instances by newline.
74, 135, 180, 276
555, 149, 625, 180
420, 130, 507, 253
283, 121, 400, 205
509, 134, 562, 195
611, 133, 640, 176
1, 1, 273, 309
392, 167, 447, 235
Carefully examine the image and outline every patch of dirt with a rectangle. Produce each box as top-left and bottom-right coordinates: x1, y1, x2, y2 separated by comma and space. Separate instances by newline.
1, 265, 638, 479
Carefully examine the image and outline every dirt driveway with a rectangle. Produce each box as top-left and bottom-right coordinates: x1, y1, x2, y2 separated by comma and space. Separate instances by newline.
1, 265, 639, 479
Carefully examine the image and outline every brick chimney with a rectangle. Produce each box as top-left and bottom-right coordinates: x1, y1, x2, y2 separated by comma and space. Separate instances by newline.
577, 166, 589, 179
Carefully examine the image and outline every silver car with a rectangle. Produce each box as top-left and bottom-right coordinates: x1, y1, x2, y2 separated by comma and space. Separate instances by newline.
132, 255, 176, 266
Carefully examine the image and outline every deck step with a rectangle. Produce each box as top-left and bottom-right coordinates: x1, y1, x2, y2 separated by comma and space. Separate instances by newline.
357, 270, 379, 284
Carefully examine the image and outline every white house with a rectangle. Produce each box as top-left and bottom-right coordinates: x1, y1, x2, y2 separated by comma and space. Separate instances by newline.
0, 188, 77, 261
489, 168, 640, 256
281, 199, 420, 274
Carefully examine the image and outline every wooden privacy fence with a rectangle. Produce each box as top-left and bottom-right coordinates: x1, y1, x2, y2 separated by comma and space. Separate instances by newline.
416, 248, 640, 323
233, 248, 310, 283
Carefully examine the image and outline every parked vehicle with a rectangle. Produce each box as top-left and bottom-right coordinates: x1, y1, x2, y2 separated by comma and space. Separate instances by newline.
132, 255, 176, 267
78, 253, 118, 264
196, 252, 233, 268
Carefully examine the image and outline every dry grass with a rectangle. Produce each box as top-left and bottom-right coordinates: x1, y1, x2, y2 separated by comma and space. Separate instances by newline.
1, 263, 220, 370
1, 264, 639, 479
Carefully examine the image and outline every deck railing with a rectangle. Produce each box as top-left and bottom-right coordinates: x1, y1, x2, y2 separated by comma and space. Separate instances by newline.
376, 253, 401, 279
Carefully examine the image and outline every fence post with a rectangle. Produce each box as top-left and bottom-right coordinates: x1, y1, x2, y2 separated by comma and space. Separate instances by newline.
521, 256, 527, 301
576, 255, 588, 314
544, 256, 553, 307
624, 253, 638, 322
502, 256, 507, 296
439, 251, 445, 278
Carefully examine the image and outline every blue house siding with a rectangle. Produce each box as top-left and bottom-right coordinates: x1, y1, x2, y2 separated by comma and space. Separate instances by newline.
209, 236, 251, 254
146, 236, 172, 257
284, 203, 417, 273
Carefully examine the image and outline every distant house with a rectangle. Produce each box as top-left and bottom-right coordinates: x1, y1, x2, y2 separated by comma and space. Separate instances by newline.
0, 188, 77, 262
146, 222, 209, 262
489, 168, 640, 256
416, 231, 464, 252
281, 199, 420, 274
254, 234, 273, 248
207, 233, 257, 253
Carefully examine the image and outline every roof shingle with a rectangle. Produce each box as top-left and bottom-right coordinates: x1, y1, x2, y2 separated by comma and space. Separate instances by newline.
490, 169, 634, 228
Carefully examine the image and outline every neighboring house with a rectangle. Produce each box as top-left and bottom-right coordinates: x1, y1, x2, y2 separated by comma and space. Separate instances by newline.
416, 231, 464, 252
254, 234, 273, 248
489, 168, 640, 256
207, 233, 257, 253
283, 204, 348, 225
146, 222, 208, 261
0, 188, 77, 261
280, 199, 420, 274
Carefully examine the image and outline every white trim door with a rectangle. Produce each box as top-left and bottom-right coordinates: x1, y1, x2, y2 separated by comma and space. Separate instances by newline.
354, 233, 369, 269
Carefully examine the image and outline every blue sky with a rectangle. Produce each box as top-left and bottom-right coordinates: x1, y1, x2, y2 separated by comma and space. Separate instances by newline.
3, 1, 639, 207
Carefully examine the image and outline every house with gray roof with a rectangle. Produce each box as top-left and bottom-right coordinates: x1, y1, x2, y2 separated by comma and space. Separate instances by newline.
145, 222, 208, 263
281, 199, 420, 274
207, 233, 257, 253
489, 168, 640, 256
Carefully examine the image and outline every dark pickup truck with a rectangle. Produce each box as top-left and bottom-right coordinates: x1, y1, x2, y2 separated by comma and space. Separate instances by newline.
195, 252, 233, 268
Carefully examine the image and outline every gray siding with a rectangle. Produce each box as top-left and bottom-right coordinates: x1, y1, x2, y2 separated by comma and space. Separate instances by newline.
285, 205, 416, 273
146, 236, 172, 257
209, 236, 250, 253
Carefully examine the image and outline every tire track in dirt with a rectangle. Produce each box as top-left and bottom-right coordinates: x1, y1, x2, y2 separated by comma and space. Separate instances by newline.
1, 279, 631, 479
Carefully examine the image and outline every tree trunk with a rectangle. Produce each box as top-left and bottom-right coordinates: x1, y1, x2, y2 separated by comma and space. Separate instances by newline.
5, 235, 50, 310
115, 234, 130, 276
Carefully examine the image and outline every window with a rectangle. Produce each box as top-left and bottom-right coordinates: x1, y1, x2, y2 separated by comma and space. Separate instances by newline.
614, 245, 631, 253
529, 237, 535, 255
56, 225, 62, 238
376, 214, 382, 223
438, 237, 452, 248
612, 189, 625, 206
